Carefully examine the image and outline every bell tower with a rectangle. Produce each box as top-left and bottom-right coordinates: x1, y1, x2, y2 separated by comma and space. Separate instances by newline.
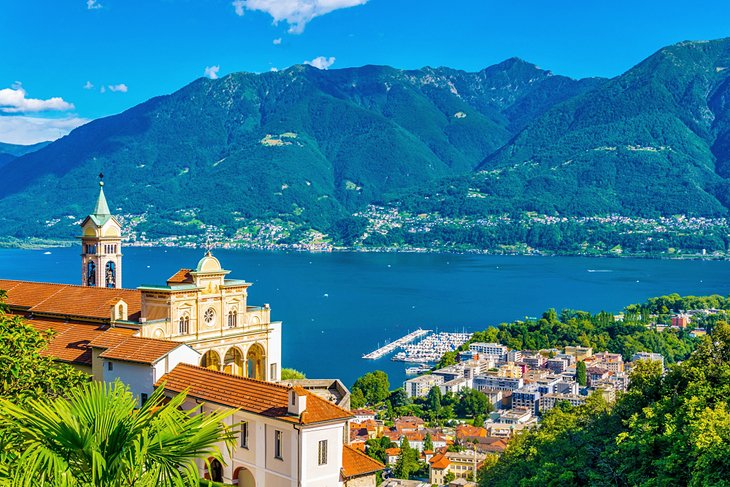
79, 173, 123, 288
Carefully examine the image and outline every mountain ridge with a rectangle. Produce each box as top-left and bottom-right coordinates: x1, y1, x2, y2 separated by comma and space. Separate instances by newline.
2, 38, 730, 250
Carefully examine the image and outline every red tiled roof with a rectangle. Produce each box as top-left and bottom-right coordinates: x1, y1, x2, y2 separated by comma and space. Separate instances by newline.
156, 364, 353, 425
99, 336, 184, 364
89, 327, 137, 349
20, 316, 134, 366
341, 445, 384, 479
0, 279, 141, 321
167, 269, 194, 284
429, 452, 450, 469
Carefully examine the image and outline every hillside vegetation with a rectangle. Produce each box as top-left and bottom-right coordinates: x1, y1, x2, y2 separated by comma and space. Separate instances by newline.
2, 38, 730, 253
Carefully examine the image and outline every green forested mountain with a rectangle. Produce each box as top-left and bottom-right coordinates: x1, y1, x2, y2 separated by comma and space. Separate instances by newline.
0, 141, 49, 170
0, 60, 600, 239
401, 38, 730, 219
2, 38, 730, 246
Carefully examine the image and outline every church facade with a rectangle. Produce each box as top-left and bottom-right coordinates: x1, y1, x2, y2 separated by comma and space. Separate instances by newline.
4, 178, 281, 382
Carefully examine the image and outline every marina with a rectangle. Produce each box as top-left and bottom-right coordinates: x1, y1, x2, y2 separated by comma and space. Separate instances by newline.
393, 331, 473, 363
362, 328, 430, 359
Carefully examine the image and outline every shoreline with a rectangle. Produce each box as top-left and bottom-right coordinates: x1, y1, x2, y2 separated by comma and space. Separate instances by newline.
0, 238, 727, 261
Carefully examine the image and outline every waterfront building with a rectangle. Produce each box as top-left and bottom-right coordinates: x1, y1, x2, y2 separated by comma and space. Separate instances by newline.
469, 342, 508, 360
404, 374, 445, 398
158, 364, 383, 486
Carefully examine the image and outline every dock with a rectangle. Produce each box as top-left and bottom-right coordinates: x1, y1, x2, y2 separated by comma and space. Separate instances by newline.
362, 328, 430, 359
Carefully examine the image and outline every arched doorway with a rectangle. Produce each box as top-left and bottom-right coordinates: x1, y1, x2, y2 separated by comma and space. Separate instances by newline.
246, 344, 265, 381
223, 347, 244, 376
234, 466, 256, 487
200, 350, 221, 371
209, 459, 223, 482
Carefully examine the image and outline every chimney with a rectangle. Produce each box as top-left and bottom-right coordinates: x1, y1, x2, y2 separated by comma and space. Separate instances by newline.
288, 388, 307, 416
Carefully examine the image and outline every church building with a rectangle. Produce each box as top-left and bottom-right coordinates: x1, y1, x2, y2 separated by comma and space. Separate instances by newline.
2, 176, 281, 382
0, 178, 385, 486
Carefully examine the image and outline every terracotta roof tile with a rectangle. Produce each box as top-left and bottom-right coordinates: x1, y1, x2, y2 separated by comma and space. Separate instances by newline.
341, 445, 384, 479
88, 327, 138, 349
429, 452, 450, 469
167, 269, 194, 284
21, 316, 134, 365
156, 364, 353, 425
99, 336, 184, 364
0, 279, 141, 321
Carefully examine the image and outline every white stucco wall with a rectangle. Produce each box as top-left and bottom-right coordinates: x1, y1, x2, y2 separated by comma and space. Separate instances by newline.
103, 360, 153, 406
300, 423, 345, 487
268, 321, 283, 381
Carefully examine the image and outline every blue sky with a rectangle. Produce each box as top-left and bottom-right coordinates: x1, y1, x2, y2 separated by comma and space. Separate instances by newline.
1, 0, 729, 144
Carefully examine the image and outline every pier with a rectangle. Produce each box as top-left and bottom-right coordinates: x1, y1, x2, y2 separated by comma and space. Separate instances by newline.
362, 328, 430, 359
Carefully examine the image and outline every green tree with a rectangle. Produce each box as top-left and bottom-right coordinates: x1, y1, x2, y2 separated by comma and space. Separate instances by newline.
575, 360, 587, 386
365, 437, 395, 465
350, 388, 366, 409
280, 368, 306, 380
393, 437, 419, 480
423, 432, 434, 452
455, 389, 492, 418
0, 292, 88, 404
352, 371, 390, 406
443, 471, 456, 484
427, 386, 442, 415
0, 380, 235, 486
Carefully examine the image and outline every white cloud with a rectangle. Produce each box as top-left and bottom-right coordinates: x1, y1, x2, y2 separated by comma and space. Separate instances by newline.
100, 86, 106, 93
108, 83, 128, 93
232, 0, 368, 33
270, 67, 279, 72
0, 115, 90, 145
273, 37, 282, 45
83, 81, 94, 90
204, 65, 221, 79
232, 0, 245, 16
304, 56, 335, 70
87, 0, 102, 10
0, 86, 75, 113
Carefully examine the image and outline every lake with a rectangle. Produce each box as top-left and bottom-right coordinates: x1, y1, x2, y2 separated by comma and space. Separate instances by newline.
1, 247, 729, 387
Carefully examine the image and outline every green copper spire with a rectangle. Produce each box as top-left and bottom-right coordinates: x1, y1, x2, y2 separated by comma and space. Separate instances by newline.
90, 173, 111, 225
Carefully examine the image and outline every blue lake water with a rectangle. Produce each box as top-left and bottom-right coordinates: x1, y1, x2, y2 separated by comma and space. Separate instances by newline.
1, 247, 729, 387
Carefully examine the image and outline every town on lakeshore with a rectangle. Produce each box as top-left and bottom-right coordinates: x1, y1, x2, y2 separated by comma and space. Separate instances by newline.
2, 177, 726, 486
3, 3, 730, 485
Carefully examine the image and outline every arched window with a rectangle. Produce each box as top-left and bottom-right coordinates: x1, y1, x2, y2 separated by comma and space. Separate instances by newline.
228, 309, 238, 328
105, 261, 116, 288
179, 315, 190, 334
117, 304, 124, 320
86, 261, 96, 286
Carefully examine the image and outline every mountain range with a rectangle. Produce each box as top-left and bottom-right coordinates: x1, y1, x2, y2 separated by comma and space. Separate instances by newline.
1, 38, 730, 245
